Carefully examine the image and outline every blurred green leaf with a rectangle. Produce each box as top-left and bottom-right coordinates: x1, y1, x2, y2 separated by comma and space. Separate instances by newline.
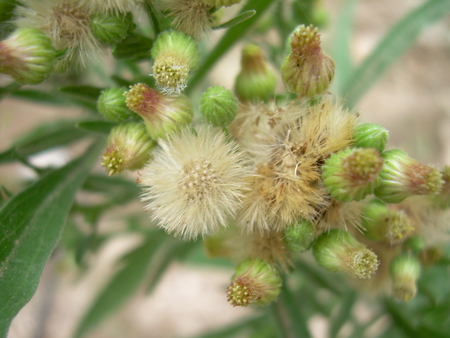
0, 142, 102, 337
212, 10, 256, 30
76, 121, 117, 135
74, 230, 168, 338
60, 85, 103, 102
340, 0, 450, 108
329, 290, 357, 338
11, 89, 69, 105
190, 315, 268, 338
188, 0, 275, 92
112, 33, 153, 60
0, 121, 88, 164
82, 174, 140, 205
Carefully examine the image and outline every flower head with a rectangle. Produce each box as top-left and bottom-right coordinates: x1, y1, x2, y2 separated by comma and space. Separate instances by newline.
140, 127, 250, 240
389, 254, 421, 302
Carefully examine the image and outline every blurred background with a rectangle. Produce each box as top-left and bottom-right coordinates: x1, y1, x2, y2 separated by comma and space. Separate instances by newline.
1, 0, 450, 337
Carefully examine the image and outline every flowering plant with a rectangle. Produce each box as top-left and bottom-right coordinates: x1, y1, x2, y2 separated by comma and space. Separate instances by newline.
1, 0, 450, 337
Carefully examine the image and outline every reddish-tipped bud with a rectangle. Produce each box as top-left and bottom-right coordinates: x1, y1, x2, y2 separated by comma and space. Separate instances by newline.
374, 149, 444, 204
0, 27, 56, 84
124, 83, 193, 139
284, 219, 316, 252
389, 254, 421, 302
234, 44, 277, 103
151, 30, 200, 93
101, 122, 156, 176
227, 259, 281, 307
362, 202, 414, 245
322, 148, 384, 202
353, 123, 389, 153
313, 229, 379, 279
97, 87, 135, 122
281, 25, 335, 98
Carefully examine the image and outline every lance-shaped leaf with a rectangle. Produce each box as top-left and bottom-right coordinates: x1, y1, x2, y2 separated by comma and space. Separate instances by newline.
0, 141, 103, 337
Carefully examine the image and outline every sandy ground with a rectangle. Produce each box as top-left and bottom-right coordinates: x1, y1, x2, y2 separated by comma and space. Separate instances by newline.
1, 0, 450, 337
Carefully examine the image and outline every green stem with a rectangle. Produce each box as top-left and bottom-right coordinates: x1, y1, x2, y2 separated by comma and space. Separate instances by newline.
0, 81, 21, 101
143, 0, 161, 36
272, 277, 312, 338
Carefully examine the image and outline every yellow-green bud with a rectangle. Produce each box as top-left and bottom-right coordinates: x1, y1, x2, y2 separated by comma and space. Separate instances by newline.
281, 24, 335, 98
353, 123, 389, 153
97, 87, 135, 122
362, 202, 414, 245
430, 166, 450, 209
403, 235, 426, 254
90, 11, 132, 44
284, 219, 316, 252
322, 148, 384, 202
313, 229, 379, 279
389, 254, 421, 302
124, 83, 193, 139
101, 122, 157, 176
0, 27, 56, 84
151, 30, 200, 93
227, 259, 281, 307
374, 149, 444, 204
200, 85, 238, 127
234, 44, 277, 103
203, 0, 241, 7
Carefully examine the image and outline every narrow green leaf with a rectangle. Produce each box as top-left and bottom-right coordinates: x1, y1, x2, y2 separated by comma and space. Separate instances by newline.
82, 174, 140, 205
111, 33, 153, 60
329, 291, 357, 338
332, 0, 357, 92
189, 315, 267, 338
60, 85, 103, 102
341, 0, 450, 108
76, 121, 117, 135
74, 231, 167, 338
212, 10, 256, 30
0, 141, 103, 337
12, 89, 69, 105
187, 0, 275, 92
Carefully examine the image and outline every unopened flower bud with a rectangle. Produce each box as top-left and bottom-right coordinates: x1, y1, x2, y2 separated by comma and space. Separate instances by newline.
374, 149, 444, 204
403, 235, 425, 254
124, 83, 193, 139
203, 0, 241, 7
284, 219, 316, 252
362, 202, 414, 245
151, 30, 200, 93
90, 11, 132, 44
200, 86, 238, 127
430, 166, 450, 209
0, 27, 56, 84
281, 24, 335, 98
389, 254, 421, 302
322, 148, 384, 202
227, 259, 281, 307
234, 44, 277, 103
98, 87, 135, 122
313, 229, 379, 279
101, 122, 156, 176
353, 123, 389, 153
419, 246, 443, 266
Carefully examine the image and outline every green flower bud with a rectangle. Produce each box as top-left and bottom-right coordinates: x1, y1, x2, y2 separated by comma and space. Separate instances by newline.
353, 123, 389, 153
430, 166, 450, 209
284, 219, 316, 252
124, 83, 193, 139
0, 27, 56, 84
389, 254, 421, 302
203, 0, 241, 7
200, 85, 238, 127
362, 202, 414, 245
281, 25, 335, 98
101, 122, 157, 176
374, 149, 444, 204
234, 44, 277, 103
313, 229, 379, 279
227, 259, 281, 307
322, 148, 384, 202
90, 11, 132, 44
403, 235, 426, 254
97, 87, 135, 122
151, 30, 200, 93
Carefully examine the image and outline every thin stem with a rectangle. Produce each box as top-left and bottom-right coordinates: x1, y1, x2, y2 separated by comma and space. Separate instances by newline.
143, 0, 161, 36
